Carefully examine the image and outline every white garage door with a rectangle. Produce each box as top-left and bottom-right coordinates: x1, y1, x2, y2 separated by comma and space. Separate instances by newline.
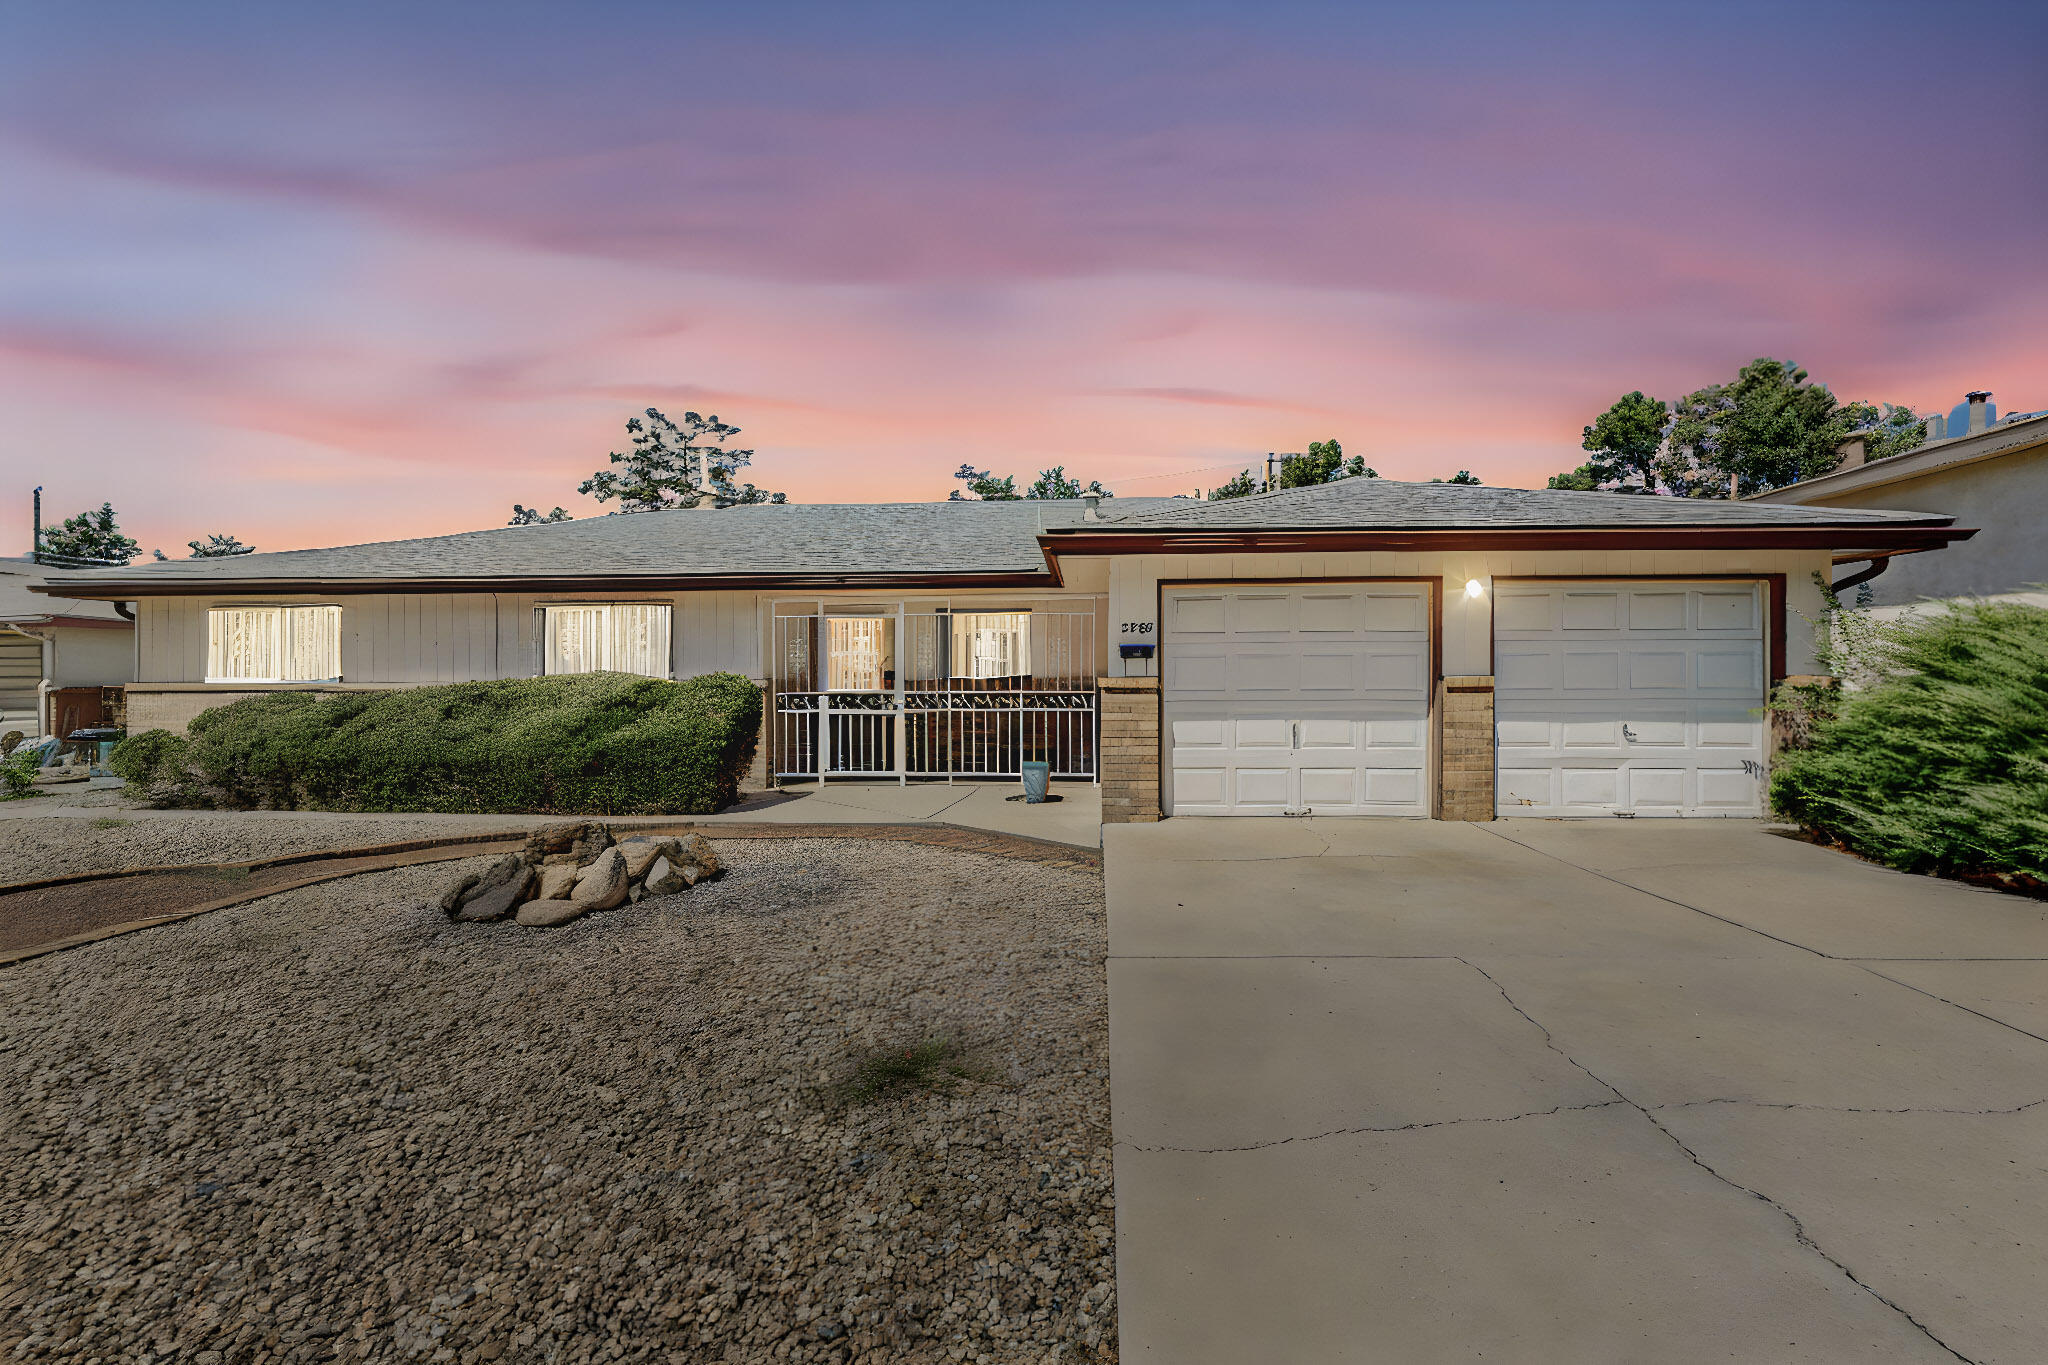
1163, 584, 1431, 816
1494, 581, 1766, 817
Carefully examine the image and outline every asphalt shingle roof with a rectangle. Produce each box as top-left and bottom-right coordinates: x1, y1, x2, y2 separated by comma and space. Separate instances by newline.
35, 482, 1953, 595
40, 500, 1182, 588
1070, 477, 1949, 530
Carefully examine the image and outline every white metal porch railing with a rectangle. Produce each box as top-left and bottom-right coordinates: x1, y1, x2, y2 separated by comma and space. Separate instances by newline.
771, 605, 1097, 781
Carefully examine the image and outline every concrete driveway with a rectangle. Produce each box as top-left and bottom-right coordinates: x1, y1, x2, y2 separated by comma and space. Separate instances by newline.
1107, 819, 2048, 1364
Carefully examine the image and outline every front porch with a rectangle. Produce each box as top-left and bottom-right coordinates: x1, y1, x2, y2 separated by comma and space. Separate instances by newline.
717, 778, 1103, 849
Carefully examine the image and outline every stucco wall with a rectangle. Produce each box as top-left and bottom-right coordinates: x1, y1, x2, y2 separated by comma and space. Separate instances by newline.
1782, 447, 2048, 605
49, 623, 135, 686
1093, 548, 1835, 678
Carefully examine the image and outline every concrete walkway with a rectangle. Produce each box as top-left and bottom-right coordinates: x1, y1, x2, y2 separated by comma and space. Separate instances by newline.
1107, 818, 2048, 1363
5, 780, 1102, 849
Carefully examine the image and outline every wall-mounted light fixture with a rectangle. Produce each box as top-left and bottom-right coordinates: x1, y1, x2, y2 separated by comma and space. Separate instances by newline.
1464, 578, 1486, 599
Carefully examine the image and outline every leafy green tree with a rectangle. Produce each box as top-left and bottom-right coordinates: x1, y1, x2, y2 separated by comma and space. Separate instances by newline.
1211, 439, 1375, 500
580, 408, 784, 513
1551, 391, 1669, 491
1838, 402, 1926, 461
1662, 359, 1854, 498
187, 533, 254, 557
1431, 471, 1482, 485
508, 505, 573, 526
951, 464, 1111, 500
1546, 465, 1600, 491
1206, 468, 1262, 500
39, 503, 138, 564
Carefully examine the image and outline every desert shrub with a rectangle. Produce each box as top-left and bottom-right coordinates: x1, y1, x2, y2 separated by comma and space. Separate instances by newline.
1, 747, 39, 799
1771, 600, 2048, 879
109, 729, 191, 785
154, 671, 761, 815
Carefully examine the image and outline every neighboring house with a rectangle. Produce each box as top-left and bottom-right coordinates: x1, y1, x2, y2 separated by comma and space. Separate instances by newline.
37, 482, 1968, 821
0, 556, 136, 740
1751, 394, 2047, 608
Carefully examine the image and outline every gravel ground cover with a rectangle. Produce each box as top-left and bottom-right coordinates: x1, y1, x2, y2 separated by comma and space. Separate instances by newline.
0, 838, 1115, 1364
0, 812, 539, 885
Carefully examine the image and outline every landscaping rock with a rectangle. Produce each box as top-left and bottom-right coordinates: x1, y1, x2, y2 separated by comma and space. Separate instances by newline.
570, 846, 629, 910
535, 862, 581, 900
514, 897, 591, 927
673, 831, 721, 878
619, 835, 681, 880
453, 863, 535, 923
521, 820, 614, 867
643, 855, 692, 897
441, 853, 520, 914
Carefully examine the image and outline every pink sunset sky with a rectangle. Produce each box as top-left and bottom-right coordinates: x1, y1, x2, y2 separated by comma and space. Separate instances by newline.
3, 1, 2044, 555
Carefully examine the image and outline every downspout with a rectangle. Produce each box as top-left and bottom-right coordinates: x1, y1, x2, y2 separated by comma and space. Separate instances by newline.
1831, 557, 1890, 595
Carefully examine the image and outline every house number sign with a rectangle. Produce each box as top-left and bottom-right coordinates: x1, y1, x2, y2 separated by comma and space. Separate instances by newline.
1119, 621, 1155, 636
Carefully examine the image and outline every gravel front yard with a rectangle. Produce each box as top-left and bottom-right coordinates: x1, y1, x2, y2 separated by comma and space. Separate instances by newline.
0, 837, 1115, 1364
0, 811, 541, 885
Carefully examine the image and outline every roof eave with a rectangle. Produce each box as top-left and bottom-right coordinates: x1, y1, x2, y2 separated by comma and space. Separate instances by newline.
27, 568, 1068, 600
1038, 524, 1972, 558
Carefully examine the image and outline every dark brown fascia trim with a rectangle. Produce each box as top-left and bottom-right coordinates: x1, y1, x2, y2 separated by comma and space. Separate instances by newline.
29, 570, 1067, 601
1039, 525, 1973, 557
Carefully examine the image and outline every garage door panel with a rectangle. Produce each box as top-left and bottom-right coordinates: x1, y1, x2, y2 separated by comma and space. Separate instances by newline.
1234, 768, 1293, 806
1562, 592, 1623, 630
1232, 594, 1294, 635
1697, 591, 1759, 632
1164, 583, 1431, 817
1229, 652, 1297, 693
1497, 581, 1765, 817
1627, 591, 1687, 630
1169, 595, 1227, 636
1363, 593, 1427, 633
1494, 591, 1556, 633
1696, 648, 1761, 691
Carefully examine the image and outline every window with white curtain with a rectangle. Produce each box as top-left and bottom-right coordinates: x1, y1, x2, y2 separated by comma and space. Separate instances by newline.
825, 617, 890, 690
950, 612, 1030, 680
542, 603, 672, 677
206, 605, 343, 683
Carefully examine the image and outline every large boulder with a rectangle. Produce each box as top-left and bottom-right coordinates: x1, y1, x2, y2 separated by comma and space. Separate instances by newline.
569, 847, 630, 911
438, 853, 521, 913
452, 857, 535, 923
642, 855, 692, 897
515, 898, 591, 927
521, 821, 615, 868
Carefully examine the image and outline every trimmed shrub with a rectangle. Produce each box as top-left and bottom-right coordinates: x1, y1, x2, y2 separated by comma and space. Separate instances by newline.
109, 729, 190, 786
151, 671, 761, 815
1771, 601, 2048, 880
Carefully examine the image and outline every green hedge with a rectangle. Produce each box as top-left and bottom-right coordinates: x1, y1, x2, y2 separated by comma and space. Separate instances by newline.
1771, 601, 2048, 880
117, 671, 762, 815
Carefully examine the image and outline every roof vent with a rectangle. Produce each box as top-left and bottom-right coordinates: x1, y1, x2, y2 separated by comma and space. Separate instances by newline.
1082, 491, 1103, 522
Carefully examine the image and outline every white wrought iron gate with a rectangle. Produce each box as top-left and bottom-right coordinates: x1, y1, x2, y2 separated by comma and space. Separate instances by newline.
771, 603, 1098, 781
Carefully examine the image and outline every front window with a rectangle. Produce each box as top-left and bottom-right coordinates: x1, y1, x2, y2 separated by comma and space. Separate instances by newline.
206, 605, 342, 683
825, 616, 892, 690
543, 603, 671, 677
951, 612, 1030, 680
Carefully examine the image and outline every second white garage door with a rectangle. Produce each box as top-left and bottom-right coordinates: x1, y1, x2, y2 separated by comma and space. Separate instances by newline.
1494, 580, 1767, 817
1163, 584, 1431, 816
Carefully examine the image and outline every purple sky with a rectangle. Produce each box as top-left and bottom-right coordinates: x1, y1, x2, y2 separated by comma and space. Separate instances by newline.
3, 1, 2044, 554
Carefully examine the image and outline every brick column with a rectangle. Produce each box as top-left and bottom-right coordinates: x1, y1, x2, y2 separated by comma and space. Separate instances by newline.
1098, 676, 1161, 823
1437, 675, 1495, 821
747, 677, 773, 791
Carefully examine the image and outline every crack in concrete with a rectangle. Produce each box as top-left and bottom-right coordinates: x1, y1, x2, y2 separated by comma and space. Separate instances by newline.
1457, 955, 1980, 1364
1116, 1099, 1631, 1154
1655, 1096, 2048, 1118
1477, 824, 2048, 1051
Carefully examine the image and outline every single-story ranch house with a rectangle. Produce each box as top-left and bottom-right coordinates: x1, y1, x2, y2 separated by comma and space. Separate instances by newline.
38, 479, 1970, 821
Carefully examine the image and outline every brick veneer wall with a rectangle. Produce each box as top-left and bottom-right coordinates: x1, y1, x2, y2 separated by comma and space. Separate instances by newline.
1437, 675, 1495, 821
1098, 676, 1161, 823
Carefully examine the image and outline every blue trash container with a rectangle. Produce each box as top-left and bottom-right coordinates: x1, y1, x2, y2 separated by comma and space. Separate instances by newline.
1020, 760, 1050, 803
